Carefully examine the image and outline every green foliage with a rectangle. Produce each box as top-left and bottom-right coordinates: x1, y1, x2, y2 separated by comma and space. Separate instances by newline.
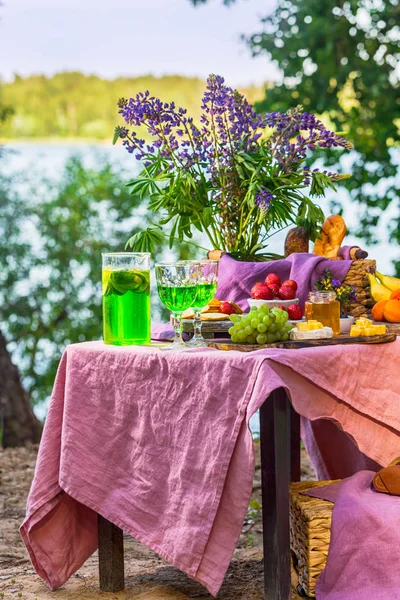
187, 0, 399, 272
0, 73, 263, 140
0, 153, 200, 408
246, 0, 399, 250
0, 156, 156, 406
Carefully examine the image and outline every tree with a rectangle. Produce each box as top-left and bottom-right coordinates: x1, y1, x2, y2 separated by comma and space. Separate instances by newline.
0, 147, 42, 446
189, 0, 400, 271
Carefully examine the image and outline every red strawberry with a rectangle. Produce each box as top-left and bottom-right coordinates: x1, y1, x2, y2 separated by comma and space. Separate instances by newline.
251, 282, 274, 300
265, 273, 281, 288
287, 304, 303, 320
276, 305, 288, 313
282, 279, 298, 292
267, 283, 280, 297
220, 301, 242, 315
278, 284, 296, 300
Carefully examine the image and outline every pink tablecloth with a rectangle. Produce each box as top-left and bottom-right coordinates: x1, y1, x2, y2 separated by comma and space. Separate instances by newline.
21, 340, 400, 596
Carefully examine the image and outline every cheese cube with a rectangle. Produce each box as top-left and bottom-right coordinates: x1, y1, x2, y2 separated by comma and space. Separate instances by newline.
350, 326, 362, 337
356, 318, 372, 326
298, 321, 323, 332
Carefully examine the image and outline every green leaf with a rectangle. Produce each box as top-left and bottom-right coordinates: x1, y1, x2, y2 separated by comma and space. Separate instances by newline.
112, 126, 122, 146
125, 225, 164, 253
249, 499, 261, 511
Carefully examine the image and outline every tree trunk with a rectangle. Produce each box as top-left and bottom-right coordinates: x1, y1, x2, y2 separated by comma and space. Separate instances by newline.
0, 331, 42, 447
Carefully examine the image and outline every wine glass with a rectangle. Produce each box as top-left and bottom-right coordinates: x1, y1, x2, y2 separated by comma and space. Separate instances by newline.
155, 262, 200, 351
186, 260, 219, 348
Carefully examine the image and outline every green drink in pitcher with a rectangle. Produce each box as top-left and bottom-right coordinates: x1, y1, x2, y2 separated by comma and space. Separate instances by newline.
102, 253, 151, 345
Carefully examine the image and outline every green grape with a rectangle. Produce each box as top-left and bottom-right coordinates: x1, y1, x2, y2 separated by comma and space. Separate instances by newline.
250, 306, 258, 312
228, 326, 235, 336
250, 317, 260, 329
256, 333, 268, 345
230, 314, 240, 323
262, 315, 271, 326
237, 330, 247, 341
241, 316, 250, 326
281, 333, 289, 342
281, 311, 289, 323
231, 335, 238, 343
269, 323, 277, 333
257, 323, 267, 333
258, 304, 269, 314
247, 334, 257, 344
266, 332, 275, 343
245, 325, 254, 336
285, 323, 293, 332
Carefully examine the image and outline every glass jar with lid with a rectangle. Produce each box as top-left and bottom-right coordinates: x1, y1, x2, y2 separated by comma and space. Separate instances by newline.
305, 291, 340, 336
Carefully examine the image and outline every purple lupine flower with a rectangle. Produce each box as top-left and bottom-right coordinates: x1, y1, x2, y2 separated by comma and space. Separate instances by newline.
255, 187, 274, 212
331, 279, 342, 287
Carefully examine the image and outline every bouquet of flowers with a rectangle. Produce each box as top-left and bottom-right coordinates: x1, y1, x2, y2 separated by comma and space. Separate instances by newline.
315, 268, 357, 315
114, 74, 352, 259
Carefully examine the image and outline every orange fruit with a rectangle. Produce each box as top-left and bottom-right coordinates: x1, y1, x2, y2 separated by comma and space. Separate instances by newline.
371, 300, 387, 322
390, 288, 400, 300
383, 299, 400, 323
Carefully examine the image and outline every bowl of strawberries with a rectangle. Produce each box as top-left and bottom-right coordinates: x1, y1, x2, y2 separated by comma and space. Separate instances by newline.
248, 273, 303, 321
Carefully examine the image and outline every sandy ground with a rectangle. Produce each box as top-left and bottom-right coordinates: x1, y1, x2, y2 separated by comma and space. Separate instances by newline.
0, 444, 316, 600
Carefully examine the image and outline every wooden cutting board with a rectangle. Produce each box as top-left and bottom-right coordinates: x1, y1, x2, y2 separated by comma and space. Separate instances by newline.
208, 333, 396, 352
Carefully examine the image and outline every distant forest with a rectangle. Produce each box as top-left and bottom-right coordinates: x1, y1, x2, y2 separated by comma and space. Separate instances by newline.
0, 72, 265, 140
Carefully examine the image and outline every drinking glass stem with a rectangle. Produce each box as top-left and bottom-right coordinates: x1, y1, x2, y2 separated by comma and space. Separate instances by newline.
173, 312, 184, 344
192, 308, 203, 341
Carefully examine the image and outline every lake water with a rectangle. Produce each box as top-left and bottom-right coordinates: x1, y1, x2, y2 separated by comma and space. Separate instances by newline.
2, 142, 398, 428
4, 142, 398, 273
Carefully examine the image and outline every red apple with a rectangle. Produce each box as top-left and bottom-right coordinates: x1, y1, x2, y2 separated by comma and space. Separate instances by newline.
282, 279, 298, 292
265, 273, 281, 288
251, 282, 274, 300
267, 283, 280, 297
278, 285, 296, 300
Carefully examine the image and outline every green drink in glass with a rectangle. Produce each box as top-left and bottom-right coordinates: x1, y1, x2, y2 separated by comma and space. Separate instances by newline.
155, 262, 199, 351
102, 253, 151, 345
186, 260, 219, 347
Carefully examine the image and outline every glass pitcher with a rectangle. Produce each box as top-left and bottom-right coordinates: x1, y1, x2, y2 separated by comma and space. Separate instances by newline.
102, 252, 151, 345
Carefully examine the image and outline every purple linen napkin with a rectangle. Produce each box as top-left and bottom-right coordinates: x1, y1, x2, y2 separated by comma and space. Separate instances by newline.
215, 252, 352, 310
303, 472, 400, 600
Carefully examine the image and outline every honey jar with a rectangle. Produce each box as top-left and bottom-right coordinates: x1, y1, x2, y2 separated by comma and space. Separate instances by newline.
305, 291, 340, 336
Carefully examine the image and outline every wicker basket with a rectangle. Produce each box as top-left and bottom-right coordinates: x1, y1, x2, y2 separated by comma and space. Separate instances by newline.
290, 480, 338, 597
342, 259, 376, 319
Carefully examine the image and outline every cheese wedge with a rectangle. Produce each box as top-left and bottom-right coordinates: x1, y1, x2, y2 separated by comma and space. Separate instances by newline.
290, 326, 333, 340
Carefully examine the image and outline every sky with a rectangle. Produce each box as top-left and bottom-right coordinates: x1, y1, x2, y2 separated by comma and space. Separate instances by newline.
0, 0, 279, 86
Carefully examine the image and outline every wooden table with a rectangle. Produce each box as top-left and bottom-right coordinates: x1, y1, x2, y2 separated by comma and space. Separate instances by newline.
97, 386, 300, 600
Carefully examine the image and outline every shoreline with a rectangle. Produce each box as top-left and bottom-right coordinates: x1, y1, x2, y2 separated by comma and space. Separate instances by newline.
1, 138, 115, 146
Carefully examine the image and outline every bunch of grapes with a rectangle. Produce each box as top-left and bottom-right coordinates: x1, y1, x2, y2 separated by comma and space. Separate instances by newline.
228, 306, 293, 345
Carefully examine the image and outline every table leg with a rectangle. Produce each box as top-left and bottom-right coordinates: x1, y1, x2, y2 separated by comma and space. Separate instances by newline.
260, 387, 291, 600
289, 400, 301, 482
98, 514, 125, 592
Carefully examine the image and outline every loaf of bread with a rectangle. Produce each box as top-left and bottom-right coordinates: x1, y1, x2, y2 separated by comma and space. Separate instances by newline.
313, 215, 347, 259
